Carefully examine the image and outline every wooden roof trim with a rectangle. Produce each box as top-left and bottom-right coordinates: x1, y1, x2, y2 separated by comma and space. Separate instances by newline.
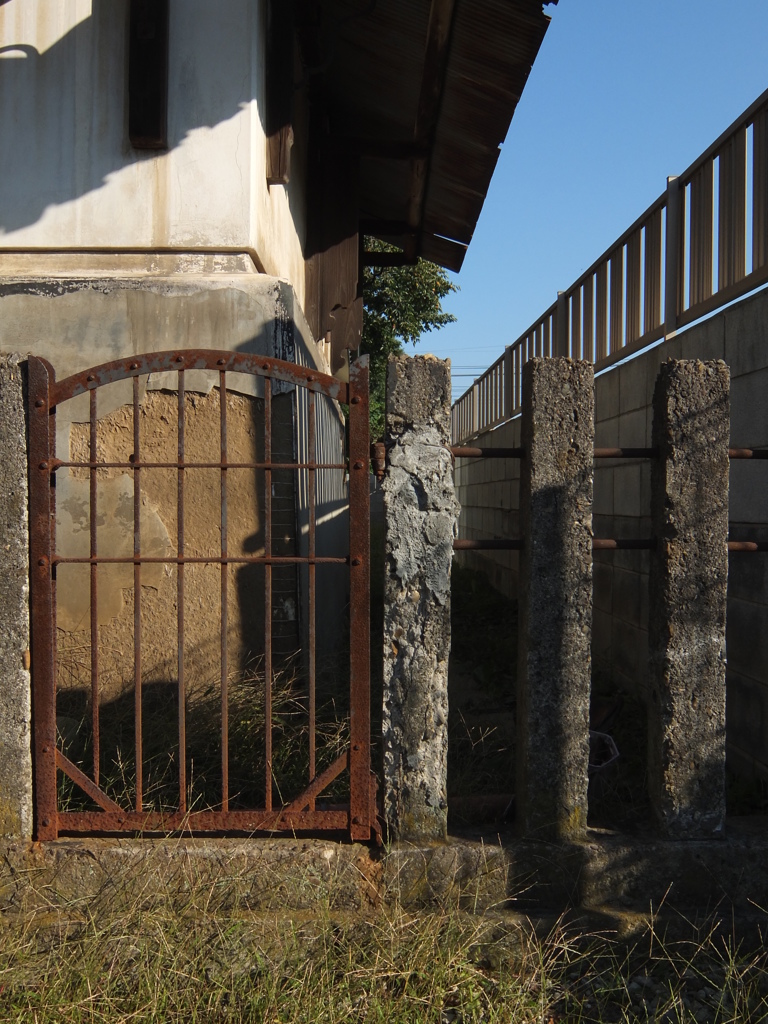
406, 0, 459, 258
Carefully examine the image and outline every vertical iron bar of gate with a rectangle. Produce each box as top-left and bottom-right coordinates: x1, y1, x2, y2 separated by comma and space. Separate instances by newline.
133, 374, 143, 812
177, 369, 187, 813
264, 378, 273, 811
89, 389, 100, 785
220, 370, 229, 810
347, 357, 371, 840
308, 391, 316, 803
28, 357, 58, 840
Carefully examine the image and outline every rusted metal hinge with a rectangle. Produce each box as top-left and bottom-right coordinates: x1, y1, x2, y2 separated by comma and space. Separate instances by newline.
370, 441, 387, 482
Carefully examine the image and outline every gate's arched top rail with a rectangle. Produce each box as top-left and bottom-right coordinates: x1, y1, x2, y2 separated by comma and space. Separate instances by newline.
44, 348, 350, 407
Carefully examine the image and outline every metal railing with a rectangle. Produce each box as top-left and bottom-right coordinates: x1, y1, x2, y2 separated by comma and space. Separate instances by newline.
452, 87, 768, 443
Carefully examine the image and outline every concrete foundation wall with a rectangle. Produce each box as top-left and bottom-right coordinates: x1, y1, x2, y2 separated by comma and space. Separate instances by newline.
0, 2, 306, 299
454, 287, 768, 780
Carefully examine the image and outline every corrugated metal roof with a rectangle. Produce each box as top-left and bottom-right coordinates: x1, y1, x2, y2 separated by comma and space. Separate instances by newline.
318, 0, 554, 270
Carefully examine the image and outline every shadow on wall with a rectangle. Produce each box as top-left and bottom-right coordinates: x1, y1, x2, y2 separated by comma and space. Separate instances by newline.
0, 1, 295, 236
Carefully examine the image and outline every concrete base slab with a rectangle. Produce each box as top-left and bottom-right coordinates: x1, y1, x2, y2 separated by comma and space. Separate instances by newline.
2, 820, 767, 935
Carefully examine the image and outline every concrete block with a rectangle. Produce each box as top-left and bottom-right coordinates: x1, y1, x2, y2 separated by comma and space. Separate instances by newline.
612, 567, 643, 627
618, 407, 648, 448
593, 560, 613, 613
639, 462, 651, 511
648, 360, 729, 838
726, 596, 768, 681
595, 365, 619, 420
730, 367, 768, 449
503, 479, 520, 512
729, 461, 768, 524
639, 570, 649, 629
0, 355, 33, 839
382, 356, 459, 842
726, 670, 768, 765
619, 354, 648, 413
725, 742, 761, 782
679, 313, 726, 362
724, 289, 768, 377
517, 358, 593, 840
727, 525, 768, 604
592, 607, 613, 665
613, 464, 642, 518
593, 466, 614, 517
610, 618, 648, 692
595, 416, 619, 447
592, 515, 614, 557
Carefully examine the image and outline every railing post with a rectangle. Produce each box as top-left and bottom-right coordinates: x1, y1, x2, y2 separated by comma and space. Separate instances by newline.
516, 357, 594, 840
664, 175, 682, 335
381, 355, 459, 841
648, 359, 729, 838
555, 291, 569, 357
503, 346, 513, 419
0, 354, 33, 839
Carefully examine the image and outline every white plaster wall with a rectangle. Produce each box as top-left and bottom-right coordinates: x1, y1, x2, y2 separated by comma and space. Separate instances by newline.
0, 0, 306, 306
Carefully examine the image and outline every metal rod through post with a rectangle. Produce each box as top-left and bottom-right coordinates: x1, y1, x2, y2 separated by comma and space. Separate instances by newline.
177, 370, 186, 813
89, 388, 100, 786
220, 371, 229, 811
308, 392, 316, 805
264, 380, 273, 812
133, 375, 143, 812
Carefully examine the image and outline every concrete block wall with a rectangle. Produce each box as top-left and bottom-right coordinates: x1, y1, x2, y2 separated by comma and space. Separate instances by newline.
454, 286, 768, 780
453, 416, 522, 596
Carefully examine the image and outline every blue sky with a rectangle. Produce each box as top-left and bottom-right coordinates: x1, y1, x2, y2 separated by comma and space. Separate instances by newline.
416, 0, 768, 401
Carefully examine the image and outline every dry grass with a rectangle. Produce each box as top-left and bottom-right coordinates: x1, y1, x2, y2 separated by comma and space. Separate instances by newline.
57, 657, 350, 817
1, 871, 768, 1023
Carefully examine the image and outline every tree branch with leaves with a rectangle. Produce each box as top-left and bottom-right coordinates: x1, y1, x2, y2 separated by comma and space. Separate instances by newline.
361, 238, 457, 439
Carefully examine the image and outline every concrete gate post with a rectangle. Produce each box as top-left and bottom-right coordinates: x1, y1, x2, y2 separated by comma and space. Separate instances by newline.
648, 359, 729, 838
516, 357, 594, 840
0, 354, 33, 838
382, 355, 459, 841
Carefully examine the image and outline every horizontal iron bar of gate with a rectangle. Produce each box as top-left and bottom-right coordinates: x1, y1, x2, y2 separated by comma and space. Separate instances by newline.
51, 555, 350, 565
56, 809, 351, 833
49, 459, 349, 471
728, 541, 768, 552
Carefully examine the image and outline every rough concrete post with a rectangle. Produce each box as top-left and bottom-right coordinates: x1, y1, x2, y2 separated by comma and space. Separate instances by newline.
382, 355, 459, 841
0, 354, 33, 838
648, 359, 729, 838
517, 358, 594, 840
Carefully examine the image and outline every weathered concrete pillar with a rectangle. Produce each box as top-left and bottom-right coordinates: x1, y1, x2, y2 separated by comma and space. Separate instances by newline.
517, 358, 594, 840
648, 359, 729, 838
382, 355, 459, 841
0, 354, 33, 838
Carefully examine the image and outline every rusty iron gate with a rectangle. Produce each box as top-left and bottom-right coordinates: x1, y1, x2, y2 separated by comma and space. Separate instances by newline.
28, 350, 377, 841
